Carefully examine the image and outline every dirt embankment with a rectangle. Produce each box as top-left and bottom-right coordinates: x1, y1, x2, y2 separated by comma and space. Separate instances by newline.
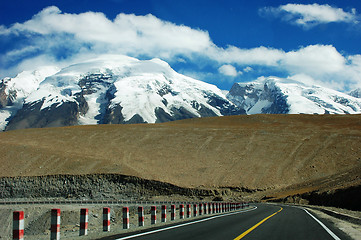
0, 114, 360, 209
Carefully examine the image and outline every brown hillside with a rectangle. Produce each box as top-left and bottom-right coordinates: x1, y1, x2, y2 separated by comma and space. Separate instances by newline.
0, 114, 360, 191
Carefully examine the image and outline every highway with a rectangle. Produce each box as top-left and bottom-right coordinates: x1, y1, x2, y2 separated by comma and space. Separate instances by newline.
99, 203, 351, 240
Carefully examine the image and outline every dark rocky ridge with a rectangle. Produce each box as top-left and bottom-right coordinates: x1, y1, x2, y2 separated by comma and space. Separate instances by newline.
0, 174, 228, 201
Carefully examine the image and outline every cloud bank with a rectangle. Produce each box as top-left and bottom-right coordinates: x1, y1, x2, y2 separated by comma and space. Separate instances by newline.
1, 6, 361, 91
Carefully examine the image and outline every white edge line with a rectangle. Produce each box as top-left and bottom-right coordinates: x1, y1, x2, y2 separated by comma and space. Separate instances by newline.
303, 208, 341, 240
116, 207, 258, 240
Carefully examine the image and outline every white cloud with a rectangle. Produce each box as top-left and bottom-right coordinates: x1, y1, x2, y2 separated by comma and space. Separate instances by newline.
243, 66, 253, 73
0, 6, 212, 59
218, 64, 239, 77
1, 6, 361, 91
260, 3, 358, 28
282, 45, 346, 75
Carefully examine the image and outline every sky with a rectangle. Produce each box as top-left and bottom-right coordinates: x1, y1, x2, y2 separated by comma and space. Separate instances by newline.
1, 0, 361, 92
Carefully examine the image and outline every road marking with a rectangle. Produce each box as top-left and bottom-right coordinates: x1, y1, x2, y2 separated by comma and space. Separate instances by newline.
233, 207, 283, 240
303, 208, 341, 240
115, 207, 258, 240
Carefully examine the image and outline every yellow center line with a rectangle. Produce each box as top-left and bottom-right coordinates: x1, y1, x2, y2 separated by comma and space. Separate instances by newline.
233, 207, 283, 240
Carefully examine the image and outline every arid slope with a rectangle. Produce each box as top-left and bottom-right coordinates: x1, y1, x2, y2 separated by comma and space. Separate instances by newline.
0, 114, 360, 191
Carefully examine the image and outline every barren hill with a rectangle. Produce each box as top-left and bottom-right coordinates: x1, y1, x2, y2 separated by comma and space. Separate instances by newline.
1, 114, 360, 197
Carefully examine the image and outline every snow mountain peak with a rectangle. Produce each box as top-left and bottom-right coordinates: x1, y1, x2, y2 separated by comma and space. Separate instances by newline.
227, 76, 361, 115
1, 55, 243, 131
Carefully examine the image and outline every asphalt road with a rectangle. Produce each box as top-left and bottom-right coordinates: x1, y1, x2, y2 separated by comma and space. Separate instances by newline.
100, 204, 351, 240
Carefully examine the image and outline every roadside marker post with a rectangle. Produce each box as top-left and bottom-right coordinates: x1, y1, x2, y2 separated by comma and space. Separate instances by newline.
171, 205, 176, 221
123, 207, 130, 229
80, 208, 88, 236
204, 203, 207, 215
179, 204, 184, 219
151, 206, 157, 225
161, 205, 167, 223
199, 203, 203, 215
187, 204, 191, 218
50, 208, 61, 240
138, 206, 144, 227
13, 211, 24, 240
193, 204, 198, 217
208, 203, 212, 214
103, 207, 110, 232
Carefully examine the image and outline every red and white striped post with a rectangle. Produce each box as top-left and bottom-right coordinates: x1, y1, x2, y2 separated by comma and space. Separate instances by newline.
222, 203, 225, 213
193, 204, 198, 217
204, 203, 207, 215
51, 209, 61, 240
151, 206, 157, 225
103, 207, 110, 232
13, 211, 24, 240
80, 208, 88, 236
208, 203, 212, 214
187, 204, 191, 218
171, 205, 176, 221
123, 207, 129, 229
138, 206, 144, 227
212, 203, 215, 214
179, 204, 184, 219
161, 205, 167, 223
199, 203, 203, 215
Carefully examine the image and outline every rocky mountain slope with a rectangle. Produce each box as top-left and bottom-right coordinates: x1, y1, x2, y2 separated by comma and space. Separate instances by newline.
0, 55, 243, 131
227, 77, 361, 114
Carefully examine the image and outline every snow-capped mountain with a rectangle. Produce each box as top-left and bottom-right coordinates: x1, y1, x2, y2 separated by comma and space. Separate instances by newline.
1, 55, 244, 131
0, 66, 60, 130
227, 77, 361, 114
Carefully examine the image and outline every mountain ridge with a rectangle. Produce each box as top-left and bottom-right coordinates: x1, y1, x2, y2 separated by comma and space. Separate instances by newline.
1, 55, 361, 130
227, 76, 361, 115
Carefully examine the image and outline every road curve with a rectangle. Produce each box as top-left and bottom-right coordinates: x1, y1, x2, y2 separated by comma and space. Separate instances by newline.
99, 203, 351, 240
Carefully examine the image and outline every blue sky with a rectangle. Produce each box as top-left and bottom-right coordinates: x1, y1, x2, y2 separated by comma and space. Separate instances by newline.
1, 0, 361, 91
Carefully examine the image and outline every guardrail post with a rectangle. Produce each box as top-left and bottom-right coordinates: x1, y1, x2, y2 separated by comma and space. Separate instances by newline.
208, 203, 212, 214
187, 204, 191, 218
161, 205, 167, 222
13, 211, 24, 240
103, 207, 110, 232
123, 207, 129, 229
151, 206, 157, 225
180, 204, 184, 219
138, 206, 144, 227
199, 203, 203, 215
171, 205, 176, 221
193, 204, 198, 217
80, 208, 88, 236
204, 203, 207, 215
51, 209, 61, 240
